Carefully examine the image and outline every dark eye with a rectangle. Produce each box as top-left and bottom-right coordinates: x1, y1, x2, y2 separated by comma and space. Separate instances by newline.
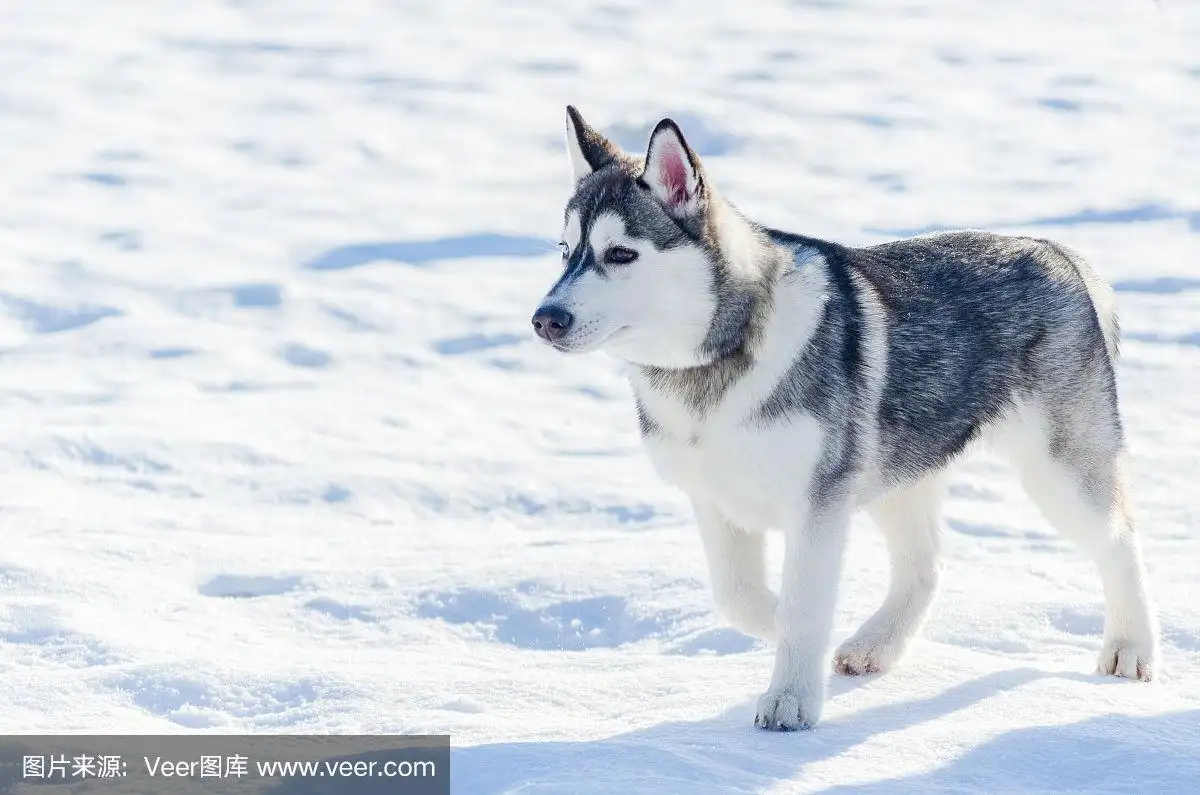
559, 242, 569, 259
605, 246, 639, 265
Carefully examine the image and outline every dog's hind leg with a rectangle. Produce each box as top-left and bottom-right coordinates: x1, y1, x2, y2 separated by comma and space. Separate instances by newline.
694, 503, 778, 642
998, 399, 1159, 681
834, 471, 946, 676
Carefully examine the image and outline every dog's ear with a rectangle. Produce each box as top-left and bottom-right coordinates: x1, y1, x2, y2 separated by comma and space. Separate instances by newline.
565, 105, 621, 183
641, 119, 705, 219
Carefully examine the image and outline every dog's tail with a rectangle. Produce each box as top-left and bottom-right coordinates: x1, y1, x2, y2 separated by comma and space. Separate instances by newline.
1090, 276, 1122, 364
1045, 240, 1121, 364
1076, 256, 1121, 364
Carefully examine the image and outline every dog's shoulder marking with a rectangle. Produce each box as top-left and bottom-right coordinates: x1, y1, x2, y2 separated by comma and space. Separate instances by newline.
753, 234, 869, 427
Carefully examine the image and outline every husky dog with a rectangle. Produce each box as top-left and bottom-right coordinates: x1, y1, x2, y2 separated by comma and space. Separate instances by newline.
531, 106, 1159, 731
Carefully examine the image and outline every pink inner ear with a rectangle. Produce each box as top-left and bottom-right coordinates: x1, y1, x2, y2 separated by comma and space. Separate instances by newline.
656, 143, 690, 206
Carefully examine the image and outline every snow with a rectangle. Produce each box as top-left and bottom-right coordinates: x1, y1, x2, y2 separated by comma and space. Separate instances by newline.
1, 0, 1198, 791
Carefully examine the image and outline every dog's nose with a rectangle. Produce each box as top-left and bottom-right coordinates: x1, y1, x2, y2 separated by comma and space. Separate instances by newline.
531, 305, 574, 342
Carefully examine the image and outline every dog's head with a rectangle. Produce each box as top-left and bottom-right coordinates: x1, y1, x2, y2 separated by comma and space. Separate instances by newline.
530, 106, 727, 369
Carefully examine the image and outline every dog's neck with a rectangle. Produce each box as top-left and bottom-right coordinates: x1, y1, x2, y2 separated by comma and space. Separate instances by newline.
632, 199, 790, 417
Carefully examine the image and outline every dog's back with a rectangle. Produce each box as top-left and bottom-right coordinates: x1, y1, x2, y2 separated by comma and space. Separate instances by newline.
769, 229, 1124, 489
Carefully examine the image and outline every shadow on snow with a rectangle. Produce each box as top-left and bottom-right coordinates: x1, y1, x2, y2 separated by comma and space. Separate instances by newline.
304, 233, 555, 271
448, 668, 1194, 794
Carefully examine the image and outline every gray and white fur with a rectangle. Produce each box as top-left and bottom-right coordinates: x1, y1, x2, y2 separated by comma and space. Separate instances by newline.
531, 106, 1159, 731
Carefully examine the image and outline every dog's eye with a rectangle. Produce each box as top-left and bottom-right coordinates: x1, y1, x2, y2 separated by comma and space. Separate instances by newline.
559, 242, 570, 259
605, 246, 639, 265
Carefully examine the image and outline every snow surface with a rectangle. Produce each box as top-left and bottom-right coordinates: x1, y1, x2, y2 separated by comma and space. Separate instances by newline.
1, 0, 1199, 792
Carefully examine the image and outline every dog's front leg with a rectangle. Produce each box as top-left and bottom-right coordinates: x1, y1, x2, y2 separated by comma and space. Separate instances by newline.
755, 503, 850, 731
693, 501, 778, 642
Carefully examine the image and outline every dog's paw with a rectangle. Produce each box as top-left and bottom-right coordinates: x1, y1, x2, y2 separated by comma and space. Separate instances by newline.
754, 689, 818, 731
1096, 638, 1156, 682
832, 635, 896, 676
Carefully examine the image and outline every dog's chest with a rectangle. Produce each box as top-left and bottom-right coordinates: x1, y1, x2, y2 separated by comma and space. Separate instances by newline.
636, 393, 822, 531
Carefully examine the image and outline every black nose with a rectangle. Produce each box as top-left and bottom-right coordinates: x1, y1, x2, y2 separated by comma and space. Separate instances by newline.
531, 305, 574, 342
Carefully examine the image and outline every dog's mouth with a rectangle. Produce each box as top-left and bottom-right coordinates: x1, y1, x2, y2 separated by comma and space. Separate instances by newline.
549, 325, 630, 354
